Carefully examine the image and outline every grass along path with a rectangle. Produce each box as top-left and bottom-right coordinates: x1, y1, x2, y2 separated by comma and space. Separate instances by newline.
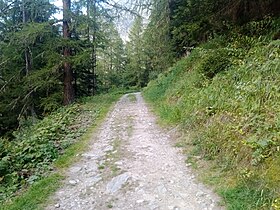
142, 39, 280, 209
45, 93, 223, 210
1, 93, 121, 210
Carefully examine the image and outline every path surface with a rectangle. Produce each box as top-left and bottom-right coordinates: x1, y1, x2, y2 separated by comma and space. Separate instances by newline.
46, 93, 223, 210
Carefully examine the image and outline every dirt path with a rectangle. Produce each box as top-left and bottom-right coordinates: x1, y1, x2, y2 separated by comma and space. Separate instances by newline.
46, 93, 223, 210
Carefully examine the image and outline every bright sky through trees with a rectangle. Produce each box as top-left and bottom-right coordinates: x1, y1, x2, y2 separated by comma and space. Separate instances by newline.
51, 0, 133, 40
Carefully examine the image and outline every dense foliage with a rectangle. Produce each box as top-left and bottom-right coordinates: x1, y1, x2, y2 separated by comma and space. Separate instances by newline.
144, 36, 280, 209
0, 0, 129, 204
123, 0, 280, 88
0, 0, 129, 136
140, 0, 280, 209
169, 0, 280, 56
0, 93, 120, 204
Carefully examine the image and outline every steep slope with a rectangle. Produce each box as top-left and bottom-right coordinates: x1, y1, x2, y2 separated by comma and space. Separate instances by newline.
143, 39, 280, 209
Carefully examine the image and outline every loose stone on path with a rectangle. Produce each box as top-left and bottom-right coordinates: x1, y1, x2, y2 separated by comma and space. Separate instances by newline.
45, 93, 224, 210
106, 173, 131, 194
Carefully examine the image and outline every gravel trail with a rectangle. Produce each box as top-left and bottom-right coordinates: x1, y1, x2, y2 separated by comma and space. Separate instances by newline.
46, 93, 223, 210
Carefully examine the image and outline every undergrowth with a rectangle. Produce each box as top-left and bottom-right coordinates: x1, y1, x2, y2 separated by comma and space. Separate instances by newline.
143, 34, 280, 209
0, 92, 121, 209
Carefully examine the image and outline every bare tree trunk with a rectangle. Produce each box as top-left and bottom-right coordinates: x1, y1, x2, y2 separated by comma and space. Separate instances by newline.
91, 0, 97, 95
22, 0, 36, 120
63, 0, 75, 105
87, 0, 90, 42
22, 0, 32, 75
85, 0, 97, 96
24, 48, 32, 75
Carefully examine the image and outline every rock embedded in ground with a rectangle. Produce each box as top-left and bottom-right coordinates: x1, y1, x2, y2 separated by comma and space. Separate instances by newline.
106, 173, 131, 194
69, 166, 82, 173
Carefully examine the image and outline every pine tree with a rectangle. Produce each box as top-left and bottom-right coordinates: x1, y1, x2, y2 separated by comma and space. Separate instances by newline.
96, 20, 127, 91
0, 0, 60, 134
141, 0, 174, 74
62, 0, 75, 105
125, 16, 147, 87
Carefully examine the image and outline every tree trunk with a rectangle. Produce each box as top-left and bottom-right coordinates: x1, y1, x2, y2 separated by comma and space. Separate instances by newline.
22, 0, 32, 75
86, 0, 97, 96
87, 0, 90, 42
63, 0, 75, 105
22, 0, 36, 120
91, 0, 97, 95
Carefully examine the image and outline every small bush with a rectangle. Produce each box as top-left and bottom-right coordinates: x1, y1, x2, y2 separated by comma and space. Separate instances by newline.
198, 48, 232, 79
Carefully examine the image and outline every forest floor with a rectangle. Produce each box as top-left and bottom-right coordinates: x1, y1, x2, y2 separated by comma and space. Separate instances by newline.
45, 93, 224, 210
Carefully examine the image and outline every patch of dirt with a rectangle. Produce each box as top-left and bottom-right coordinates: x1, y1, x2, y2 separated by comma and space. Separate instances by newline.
46, 93, 224, 210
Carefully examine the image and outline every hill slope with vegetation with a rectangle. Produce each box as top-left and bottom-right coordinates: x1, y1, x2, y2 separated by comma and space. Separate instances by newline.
140, 1, 280, 208
0, 93, 120, 208
144, 33, 280, 209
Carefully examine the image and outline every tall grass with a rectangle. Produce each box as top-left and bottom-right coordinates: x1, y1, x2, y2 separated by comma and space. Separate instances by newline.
143, 38, 280, 209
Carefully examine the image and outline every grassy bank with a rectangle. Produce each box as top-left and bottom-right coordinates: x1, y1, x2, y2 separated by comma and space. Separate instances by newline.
0, 93, 121, 210
143, 37, 280, 209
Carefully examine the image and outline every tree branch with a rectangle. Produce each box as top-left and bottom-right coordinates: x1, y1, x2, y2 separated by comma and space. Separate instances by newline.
99, 0, 139, 16
0, 0, 17, 17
